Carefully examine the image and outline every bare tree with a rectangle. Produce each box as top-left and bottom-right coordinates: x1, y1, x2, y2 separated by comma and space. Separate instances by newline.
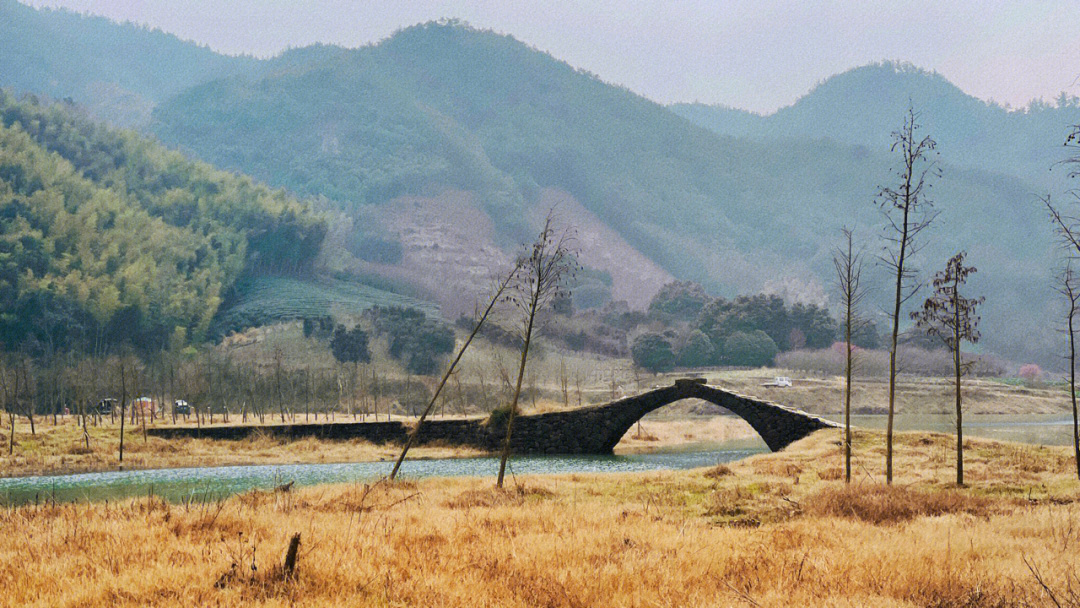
118, 356, 128, 463
496, 211, 577, 488
1059, 264, 1080, 480
1, 357, 20, 455
878, 105, 940, 484
559, 358, 570, 408
911, 252, 983, 486
833, 227, 866, 484
1044, 122, 1080, 480
389, 261, 521, 481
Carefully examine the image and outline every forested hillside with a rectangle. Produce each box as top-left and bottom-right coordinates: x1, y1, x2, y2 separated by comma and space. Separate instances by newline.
0, 0, 257, 126
0, 91, 325, 352
0, 6, 1070, 364
149, 22, 1055, 363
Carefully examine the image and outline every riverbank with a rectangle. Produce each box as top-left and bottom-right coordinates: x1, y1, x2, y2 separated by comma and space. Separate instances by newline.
0, 415, 758, 477
2, 429, 1078, 607
0, 418, 485, 478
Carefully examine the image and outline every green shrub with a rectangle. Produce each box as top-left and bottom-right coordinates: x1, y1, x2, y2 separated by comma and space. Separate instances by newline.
722, 330, 778, 367
677, 329, 715, 367
487, 404, 515, 428
631, 332, 676, 373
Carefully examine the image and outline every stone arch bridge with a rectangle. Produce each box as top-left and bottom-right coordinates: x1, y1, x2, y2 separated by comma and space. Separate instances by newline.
149, 378, 838, 454
505, 378, 838, 453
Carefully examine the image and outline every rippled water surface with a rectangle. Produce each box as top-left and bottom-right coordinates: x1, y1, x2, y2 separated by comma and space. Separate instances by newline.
0, 444, 764, 506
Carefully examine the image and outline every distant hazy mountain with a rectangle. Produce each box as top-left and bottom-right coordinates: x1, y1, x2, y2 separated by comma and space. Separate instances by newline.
672, 62, 1080, 188
0, 5, 1071, 365
0, 0, 258, 126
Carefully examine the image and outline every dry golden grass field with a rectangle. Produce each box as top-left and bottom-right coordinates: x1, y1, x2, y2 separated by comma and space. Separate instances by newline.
3, 429, 1080, 607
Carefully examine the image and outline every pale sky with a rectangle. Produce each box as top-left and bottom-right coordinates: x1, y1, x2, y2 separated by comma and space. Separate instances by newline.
23, 0, 1080, 113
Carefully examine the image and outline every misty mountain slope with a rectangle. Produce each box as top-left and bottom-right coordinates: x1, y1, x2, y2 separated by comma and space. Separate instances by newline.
0, 6, 1063, 363
671, 62, 1080, 188
146, 22, 1056, 363
0, 0, 259, 126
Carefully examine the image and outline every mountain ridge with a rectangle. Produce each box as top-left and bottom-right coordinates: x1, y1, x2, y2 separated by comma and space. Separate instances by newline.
0, 5, 1072, 365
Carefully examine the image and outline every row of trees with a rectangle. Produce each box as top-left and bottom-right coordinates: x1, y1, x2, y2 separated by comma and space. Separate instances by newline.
629, 286, 860, 372
834, 107, 1080, 487
0, 346, 465, 458
835, 108, 985, 486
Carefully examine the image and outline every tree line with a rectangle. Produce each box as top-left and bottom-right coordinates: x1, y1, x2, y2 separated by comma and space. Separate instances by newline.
629, 284, 859, 372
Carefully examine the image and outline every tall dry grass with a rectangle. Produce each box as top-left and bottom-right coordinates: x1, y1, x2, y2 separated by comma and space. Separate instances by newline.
2, 429, 1080, 607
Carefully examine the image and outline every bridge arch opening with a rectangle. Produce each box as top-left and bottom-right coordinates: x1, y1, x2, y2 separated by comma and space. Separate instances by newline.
614, 397, 765, 452
565, 379, 837, 454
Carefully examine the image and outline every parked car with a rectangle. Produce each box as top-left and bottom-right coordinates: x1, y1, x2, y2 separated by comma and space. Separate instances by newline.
173, 400, 190, 416
96, 398, 116, 415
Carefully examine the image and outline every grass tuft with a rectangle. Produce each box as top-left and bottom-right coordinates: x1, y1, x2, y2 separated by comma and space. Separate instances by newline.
805, 483, 991, 525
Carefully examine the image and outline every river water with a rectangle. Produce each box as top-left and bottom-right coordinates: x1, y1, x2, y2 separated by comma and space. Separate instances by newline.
2, 413, 1075, 507
0, 443, 764, 506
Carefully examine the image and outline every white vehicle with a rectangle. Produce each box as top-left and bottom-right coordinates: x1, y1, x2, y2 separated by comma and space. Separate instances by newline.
762, 376, 793, 388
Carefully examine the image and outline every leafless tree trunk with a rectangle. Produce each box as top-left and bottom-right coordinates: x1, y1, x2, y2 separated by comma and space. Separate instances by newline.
118, 358, 127, 463
1, 360, 18, 455
497, 211, 577, 488
19, 358, 35, 436
878, 106, 939, 484
1058, 264, 1080, 480
274, 347, 286, 423
390, 263, 520, 481
559, 359, 570, 408
833, 227, 866, 484
373, 365, 382, 421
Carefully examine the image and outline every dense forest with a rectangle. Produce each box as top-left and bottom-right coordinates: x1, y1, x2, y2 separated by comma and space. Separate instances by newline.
0, 91, 325, 353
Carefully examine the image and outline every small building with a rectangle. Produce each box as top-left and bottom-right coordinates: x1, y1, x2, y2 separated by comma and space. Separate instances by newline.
133, 397, 156, 415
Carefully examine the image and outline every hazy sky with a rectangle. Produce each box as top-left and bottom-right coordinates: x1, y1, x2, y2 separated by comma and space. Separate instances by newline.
24, 0, 1080, 113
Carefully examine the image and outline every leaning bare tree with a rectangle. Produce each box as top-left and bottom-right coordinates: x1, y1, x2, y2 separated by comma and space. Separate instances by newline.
1057, 263, 1080, 480
878, 105, 939, 484
388, 259, 522, 481
1045, 122, 1080, 480
833, 227, 866, 484
911, 252, 982, 487
496, 211, 577, 489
